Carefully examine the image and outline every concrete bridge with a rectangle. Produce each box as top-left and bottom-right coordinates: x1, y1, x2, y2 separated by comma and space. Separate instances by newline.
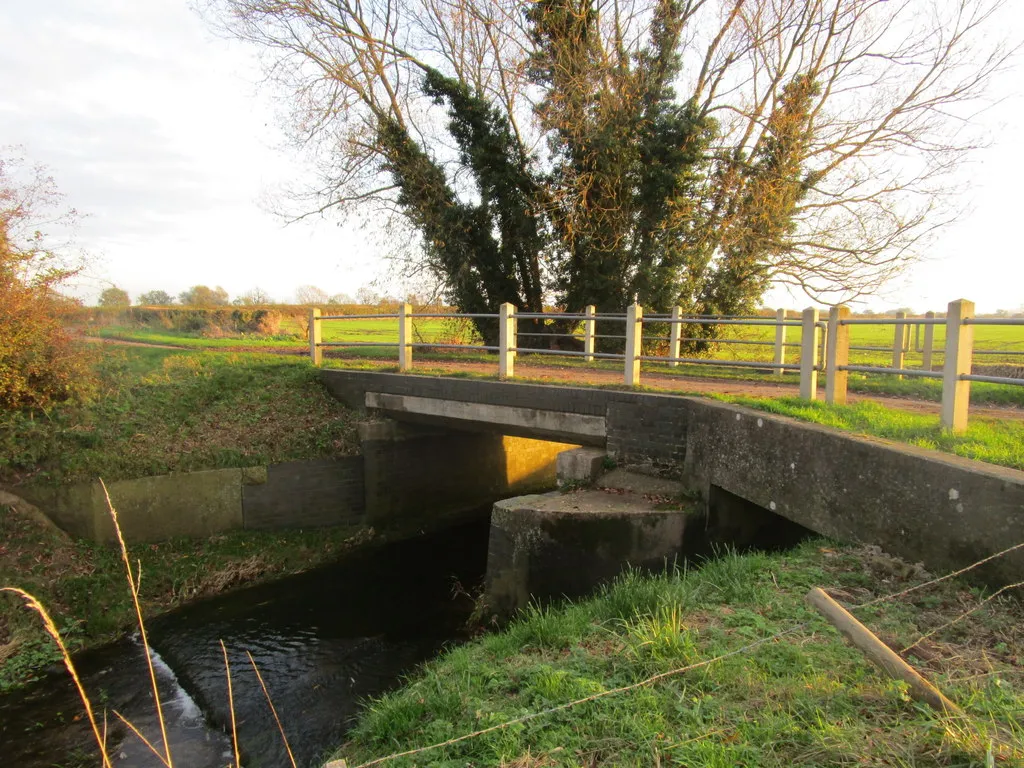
323, 370, 1024, 589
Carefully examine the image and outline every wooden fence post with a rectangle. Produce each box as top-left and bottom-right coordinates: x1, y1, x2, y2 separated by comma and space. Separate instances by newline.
773, 308, 788, 377
499, 303, 516, 380
625, 303, 643, 386
398, 302, 412, 372
584, 305, 596, 363
892, 311, 907, 378
825, 306, 850, 405
941, 299, 974, 432
922, 311, 936, 370
669, 306, 682, 367
309, 307, 322, 367
799, 307, 819, 400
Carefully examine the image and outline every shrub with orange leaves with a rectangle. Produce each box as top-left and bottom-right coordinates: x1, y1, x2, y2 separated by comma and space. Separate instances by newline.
0, 151, 95, 410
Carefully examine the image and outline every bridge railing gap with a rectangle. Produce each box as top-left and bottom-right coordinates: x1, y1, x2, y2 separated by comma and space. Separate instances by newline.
308, 298, 1023, 432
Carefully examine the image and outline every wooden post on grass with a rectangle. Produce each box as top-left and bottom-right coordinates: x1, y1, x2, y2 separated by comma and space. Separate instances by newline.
773, 308, 788, 377
799, 308, 819, 400
309, 307, 322, 367
625, 303, 643, 386
922, 311, 936, 371
941, 299, 974, 432
499, 302, 516, 380
807, 588, 961, 715
825, 305, 850, 405
892, 311, 907, 378
669, 306, 682, 367
583, 304, 596, 363
398, 302, 412, 372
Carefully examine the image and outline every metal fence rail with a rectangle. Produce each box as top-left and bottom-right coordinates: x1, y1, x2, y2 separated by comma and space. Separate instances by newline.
309, 300, 1023, 433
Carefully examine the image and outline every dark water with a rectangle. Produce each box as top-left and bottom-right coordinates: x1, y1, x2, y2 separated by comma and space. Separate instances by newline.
0, 520, 490, 768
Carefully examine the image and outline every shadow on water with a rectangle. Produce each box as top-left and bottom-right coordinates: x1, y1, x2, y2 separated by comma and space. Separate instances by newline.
0, 518, 491, 768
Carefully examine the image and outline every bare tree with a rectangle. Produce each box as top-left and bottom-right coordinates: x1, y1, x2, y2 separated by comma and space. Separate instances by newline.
294, 284, 330, 304
234, 286, 274, 305
208, 0, 1010, 308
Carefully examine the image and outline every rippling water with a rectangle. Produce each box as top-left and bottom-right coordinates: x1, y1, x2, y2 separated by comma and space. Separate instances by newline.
0, 519, 490, 768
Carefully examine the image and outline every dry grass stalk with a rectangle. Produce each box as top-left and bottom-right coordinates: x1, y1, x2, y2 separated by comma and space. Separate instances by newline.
99, 478, 174, 768
0, 587, 114, 768
247, 650, 298, 767
222, 639, 242, 768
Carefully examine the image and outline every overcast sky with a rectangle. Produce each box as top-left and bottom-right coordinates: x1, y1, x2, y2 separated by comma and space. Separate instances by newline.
2, 0, 1022, 311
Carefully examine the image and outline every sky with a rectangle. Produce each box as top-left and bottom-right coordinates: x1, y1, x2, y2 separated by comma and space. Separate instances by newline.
1, 0, 1022, 312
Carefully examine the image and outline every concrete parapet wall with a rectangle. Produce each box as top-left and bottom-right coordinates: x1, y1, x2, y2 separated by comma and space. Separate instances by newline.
323, 370, 1024, 588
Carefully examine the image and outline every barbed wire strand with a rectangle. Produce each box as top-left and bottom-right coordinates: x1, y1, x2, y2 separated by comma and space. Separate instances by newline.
349, 625, 809, 768
902, 579, 1024, 653
345, 541, 1024, 768
853, 542, 1024, 610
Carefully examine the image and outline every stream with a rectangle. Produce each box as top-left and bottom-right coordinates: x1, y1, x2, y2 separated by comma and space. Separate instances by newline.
0, 519, 490, 768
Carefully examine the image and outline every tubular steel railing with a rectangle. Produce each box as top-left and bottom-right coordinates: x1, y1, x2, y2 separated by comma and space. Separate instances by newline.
309, 301, 1023, 432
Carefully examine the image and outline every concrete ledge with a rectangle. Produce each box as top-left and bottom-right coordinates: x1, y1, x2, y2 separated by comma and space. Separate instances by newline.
556, 448, 607, 486
365, 392, 607, 445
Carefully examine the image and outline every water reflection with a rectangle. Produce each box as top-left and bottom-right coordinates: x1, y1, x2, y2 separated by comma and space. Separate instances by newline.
0, 519, 489, 768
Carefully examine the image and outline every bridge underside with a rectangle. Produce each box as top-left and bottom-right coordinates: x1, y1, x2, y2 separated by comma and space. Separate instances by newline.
322, 370, 1024, 589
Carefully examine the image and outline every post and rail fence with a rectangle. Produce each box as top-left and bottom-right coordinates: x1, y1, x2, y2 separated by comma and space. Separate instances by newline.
309, 300, 1024, 433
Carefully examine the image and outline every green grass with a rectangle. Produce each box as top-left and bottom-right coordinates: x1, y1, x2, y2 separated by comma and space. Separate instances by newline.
0, 347, 359, 486
0, 499, 369, 691
719, 396, 1024, 470
334, 541, 1024, 767
88, 317, 1024, 407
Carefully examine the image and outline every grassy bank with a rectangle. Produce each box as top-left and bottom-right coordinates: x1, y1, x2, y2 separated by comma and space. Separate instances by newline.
336, 541, 1024, 767
0, 347, 359, 486
0, 497, 370, 691
720, 396, 1024, 471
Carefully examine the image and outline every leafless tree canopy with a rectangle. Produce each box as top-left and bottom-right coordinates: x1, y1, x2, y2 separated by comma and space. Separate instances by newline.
208, 0, 1010, 305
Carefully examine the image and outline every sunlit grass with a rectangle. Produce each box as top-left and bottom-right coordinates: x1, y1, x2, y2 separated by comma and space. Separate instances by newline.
722, 396, 1024, 470
335, 542, 1024, 768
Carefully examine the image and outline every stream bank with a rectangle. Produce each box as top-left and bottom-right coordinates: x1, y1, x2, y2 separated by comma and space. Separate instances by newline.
0, 519, 490, 767
0, 495, 369, 692
333, 541, 1024, 767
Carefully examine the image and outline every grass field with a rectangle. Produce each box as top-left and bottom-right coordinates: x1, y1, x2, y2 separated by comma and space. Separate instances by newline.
0, 347, 359, 486
333, 540, 1024, 767
92, 313, 1024, 368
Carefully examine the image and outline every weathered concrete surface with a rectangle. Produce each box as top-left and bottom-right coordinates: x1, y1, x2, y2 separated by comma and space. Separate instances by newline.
242, 457, 365, 530
598, 468, 683, 497
364, 392, 606, 445
17, 457, 367, 543
360, 419, 577, 535
93, 469, 244, 542
556, 447, 607, 486
680, 400, 1024, 585
324, 370, 1024, 589
485, 489, 694, 619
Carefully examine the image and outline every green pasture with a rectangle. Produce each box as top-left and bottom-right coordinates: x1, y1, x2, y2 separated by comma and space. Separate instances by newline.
94, 313, 1024, 367
86, 313, 1024, 408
